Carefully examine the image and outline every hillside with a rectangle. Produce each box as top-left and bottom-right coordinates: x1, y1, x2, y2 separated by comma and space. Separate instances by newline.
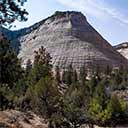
0, 110, 48, 128
0, 11, 127, 70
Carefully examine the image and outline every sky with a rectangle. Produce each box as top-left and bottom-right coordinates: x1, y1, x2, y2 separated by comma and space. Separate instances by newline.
12, 0, 128, 45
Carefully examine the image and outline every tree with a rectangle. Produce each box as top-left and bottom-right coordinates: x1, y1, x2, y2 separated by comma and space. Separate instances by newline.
62, 98, 87, 128
79, 66, 86, 85
25, 46, 56, 112
110, 69, 123, 90
119, 71, 128, 90
62, 64, 73, 85
72, 70, 78, 84
31, 77, 60, 118
95, 80, 109, 106
104, 65, 112, 75
88, 75, 98, 97
0, 0, 28, 26
27, 46, 52, 86
0, 84, 9, 110
25, 59, 32, 76
61, 66, 78, 86
108, 95, 124, 120
88, 79, 112, 125
0, 35, 28, 110
0, 35, 23, 87
89, 96, 112, 125
55, 66, 61, 83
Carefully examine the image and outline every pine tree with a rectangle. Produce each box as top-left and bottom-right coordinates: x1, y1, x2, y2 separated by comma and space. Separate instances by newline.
94, 81, 108, 108
62, 64, 73, 85
31, 77, 60, 118
72, 70, 78, 84
104, 65, 112, 75
0, 35, 23, 87
107, 95, 124, 123
27, 46, 52, 86
89, 80, 110, 124
79, 66, 86, 85
25, 59, 32, 76
88, 75, 98, 97
55, 66, 61, 83
110, 69, 123, 90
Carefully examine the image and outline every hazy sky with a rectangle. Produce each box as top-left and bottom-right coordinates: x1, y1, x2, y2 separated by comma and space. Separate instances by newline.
13, 0, 128, 45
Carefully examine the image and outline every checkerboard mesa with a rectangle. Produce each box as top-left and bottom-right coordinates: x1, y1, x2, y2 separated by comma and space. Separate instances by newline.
0, 11, 128, 71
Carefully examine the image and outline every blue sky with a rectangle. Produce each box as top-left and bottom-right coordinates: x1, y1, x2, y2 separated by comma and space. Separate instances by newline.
13, 0, 128, 45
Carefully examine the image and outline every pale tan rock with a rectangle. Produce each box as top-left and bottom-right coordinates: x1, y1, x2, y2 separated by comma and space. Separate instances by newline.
115, 42, 128, 60
1, 11, 128, 70
0, 110, 48, 128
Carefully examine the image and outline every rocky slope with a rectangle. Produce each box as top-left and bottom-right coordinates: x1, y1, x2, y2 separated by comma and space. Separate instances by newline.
0, 110, 127, 128
1, 11, 128, 70
0, 110, 48, 128
114, 42, 128, 60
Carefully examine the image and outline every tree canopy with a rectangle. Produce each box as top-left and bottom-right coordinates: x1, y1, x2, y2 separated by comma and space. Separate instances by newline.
0, 0, 28, 26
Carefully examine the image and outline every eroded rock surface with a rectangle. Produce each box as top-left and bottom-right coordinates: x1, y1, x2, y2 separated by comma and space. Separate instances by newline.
114, 42, 128, 60
1, 11, 128, 70
0, 110, 48, 128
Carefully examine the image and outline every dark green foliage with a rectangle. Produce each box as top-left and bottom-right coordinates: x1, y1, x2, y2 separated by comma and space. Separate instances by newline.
95, 81, 108, 107
0, 83, 19, 110
62, 65, 73, 85
0, 36, 23, 87
0, 36, 26, 110
119, 71, 128, 90
27, 46, 52, 86
30, 77, 60, 118
108, 95, 124, 119
110, 68, 127, 90
62, 65, 78, 86
89, 76, 128, 125
63, 100, 86, 128
24, 46, 54, 112
0, 0, 28, 26
49, 112, 71, 128
79, 66, 86, 85
72, 70, 78, 84
25, 59, 32, 76
88, 75, 98, 97
1, 41, 128, 127
104, 65, 112, 75
89, 80, 109, 123
0, 84, 9, 110
55, 66, 61, 83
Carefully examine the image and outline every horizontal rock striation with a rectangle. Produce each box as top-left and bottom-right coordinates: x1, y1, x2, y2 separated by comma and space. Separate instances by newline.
1, 11, 128, 70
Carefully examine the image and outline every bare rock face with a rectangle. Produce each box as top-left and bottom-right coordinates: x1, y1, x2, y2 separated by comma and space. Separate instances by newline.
1, 11, 128, 70
114, 42, 128, 60
0, 110, 48, 128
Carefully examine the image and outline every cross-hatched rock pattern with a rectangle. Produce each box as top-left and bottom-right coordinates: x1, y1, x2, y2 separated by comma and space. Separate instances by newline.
1, 11, 128, 70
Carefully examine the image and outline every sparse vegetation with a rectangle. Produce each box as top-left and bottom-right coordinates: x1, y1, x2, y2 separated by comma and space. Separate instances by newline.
0, 36, 128, 127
